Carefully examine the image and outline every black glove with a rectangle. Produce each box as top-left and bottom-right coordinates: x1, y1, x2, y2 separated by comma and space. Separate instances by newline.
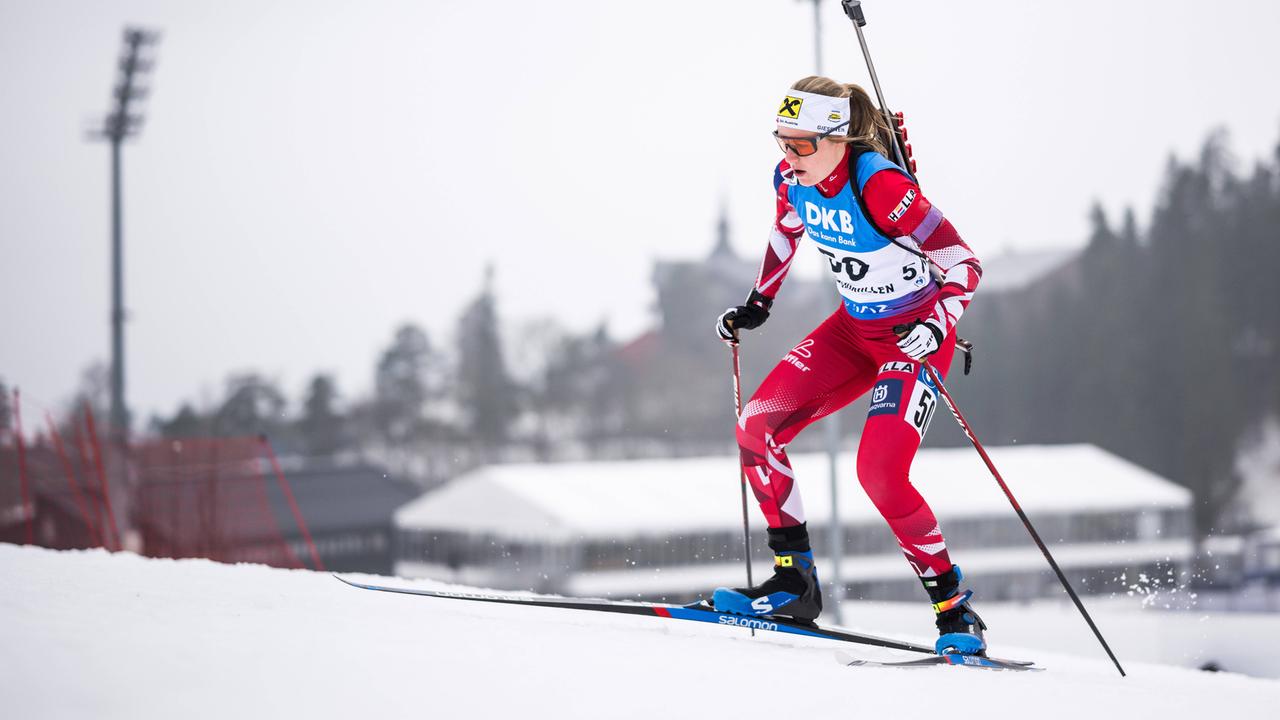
716, 290, 773, 342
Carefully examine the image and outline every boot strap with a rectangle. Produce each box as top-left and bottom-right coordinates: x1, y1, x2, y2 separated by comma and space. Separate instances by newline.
932, 589, 973, 614
773, 554, 812, 570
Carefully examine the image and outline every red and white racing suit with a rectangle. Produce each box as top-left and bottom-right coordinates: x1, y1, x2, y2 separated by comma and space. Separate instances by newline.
738, 145, 982, 579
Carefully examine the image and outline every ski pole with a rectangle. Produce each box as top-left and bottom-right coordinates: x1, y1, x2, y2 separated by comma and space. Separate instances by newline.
919, 359, 1127, 677
726, 330, 756, 628
840, 0, 915, 180
850, 3, 1121, 671
846, 0, 1125, 676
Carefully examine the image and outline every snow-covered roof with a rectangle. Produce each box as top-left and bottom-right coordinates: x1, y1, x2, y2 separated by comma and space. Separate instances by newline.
394, 444, 1190, 541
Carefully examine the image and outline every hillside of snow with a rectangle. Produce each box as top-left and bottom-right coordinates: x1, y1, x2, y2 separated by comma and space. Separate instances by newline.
2, 544, 1276, 719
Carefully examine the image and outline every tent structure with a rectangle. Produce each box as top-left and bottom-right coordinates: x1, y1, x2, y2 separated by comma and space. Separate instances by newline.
394, 444, 1193, 602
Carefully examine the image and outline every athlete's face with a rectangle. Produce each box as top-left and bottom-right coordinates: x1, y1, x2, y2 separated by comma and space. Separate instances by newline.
776, 129, 845, 186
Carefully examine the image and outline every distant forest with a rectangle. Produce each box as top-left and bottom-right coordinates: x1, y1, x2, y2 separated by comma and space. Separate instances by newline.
4, 129, 1274, 537
938, 130, 1280, 536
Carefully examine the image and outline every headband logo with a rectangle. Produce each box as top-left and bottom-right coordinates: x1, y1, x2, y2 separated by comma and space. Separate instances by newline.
828, 111, 843, 122
778, 96, 803, 119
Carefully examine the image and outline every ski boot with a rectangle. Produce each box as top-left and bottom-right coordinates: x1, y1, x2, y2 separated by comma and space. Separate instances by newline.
712, 523, 822, 622
922, 565, 987, 656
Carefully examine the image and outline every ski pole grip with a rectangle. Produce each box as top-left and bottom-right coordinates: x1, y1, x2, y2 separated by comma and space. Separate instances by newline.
842, 0, 867, 27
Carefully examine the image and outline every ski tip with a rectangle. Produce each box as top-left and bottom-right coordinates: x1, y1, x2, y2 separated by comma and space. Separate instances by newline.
331, 573, 368, 589
834, 651, 862, 666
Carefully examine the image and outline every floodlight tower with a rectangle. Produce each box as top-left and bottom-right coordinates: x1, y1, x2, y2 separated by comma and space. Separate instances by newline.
808, 0, 824, 75
89, 27, 160, 441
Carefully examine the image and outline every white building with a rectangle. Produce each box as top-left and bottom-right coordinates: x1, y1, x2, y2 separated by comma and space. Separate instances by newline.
394, 444, 1193, 603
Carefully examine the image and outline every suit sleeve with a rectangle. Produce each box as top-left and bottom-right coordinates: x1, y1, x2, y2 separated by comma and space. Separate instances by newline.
862, 169, 982, 336
753, 162, 807, 301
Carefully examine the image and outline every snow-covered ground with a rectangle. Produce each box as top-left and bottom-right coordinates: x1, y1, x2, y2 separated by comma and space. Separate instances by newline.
2, 544, 1277, 719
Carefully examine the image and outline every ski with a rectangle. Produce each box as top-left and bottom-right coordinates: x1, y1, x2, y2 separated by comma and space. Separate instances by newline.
835, 650, 1041, 672
334, 574, 937, 654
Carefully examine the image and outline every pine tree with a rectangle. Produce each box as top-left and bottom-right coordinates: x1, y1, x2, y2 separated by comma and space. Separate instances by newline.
70, 362, 112, 431
299, 373, 346, 457
0, 377, 10, 435
155, 403, 210, 438
373, 324, 439, 447
213, 373, 287, 438
455, 266, 519, 448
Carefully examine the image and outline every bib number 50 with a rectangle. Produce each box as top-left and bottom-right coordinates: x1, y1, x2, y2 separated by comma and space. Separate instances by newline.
817, 248, 870, 281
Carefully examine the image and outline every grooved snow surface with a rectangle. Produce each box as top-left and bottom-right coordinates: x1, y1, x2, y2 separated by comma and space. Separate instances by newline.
2, 545, 1275, 719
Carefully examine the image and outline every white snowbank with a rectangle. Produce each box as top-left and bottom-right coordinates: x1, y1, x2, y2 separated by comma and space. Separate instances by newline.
1, 544, 1275, 719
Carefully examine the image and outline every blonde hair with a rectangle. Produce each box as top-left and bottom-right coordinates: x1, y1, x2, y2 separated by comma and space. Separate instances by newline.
790, 76, 895, 157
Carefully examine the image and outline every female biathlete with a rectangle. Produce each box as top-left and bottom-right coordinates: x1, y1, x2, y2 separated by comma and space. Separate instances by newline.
711, 76, 987, 656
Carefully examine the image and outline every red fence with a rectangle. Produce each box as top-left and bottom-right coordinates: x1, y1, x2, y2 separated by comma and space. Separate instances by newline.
1, 389, 322, 570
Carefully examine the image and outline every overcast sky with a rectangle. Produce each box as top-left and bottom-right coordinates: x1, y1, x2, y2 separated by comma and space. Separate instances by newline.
2, 0, 1278, 422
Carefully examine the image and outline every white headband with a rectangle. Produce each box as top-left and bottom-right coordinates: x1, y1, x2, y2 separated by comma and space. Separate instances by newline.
775, 89, 850, 136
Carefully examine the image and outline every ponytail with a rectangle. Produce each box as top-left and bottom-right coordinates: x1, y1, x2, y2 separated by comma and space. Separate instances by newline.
790, 76, 894, 158
842, 83, 895, 157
